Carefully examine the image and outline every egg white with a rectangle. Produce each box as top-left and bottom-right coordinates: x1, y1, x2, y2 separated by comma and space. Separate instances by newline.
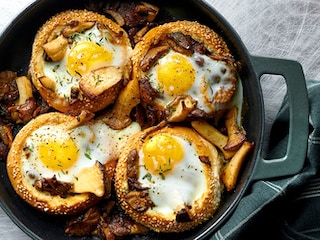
42, 23, 128, 98
22, 120, 140, 184
148, 50, 238, 113
138, 134, 207, 215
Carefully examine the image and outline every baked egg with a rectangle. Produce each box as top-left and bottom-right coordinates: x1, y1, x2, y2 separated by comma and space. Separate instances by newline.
30, 10, 132, 113
43, 24, 127, 96
115, 125, 223, 232
132, 20, 240, 122
6, 112, 140, 215
147, 49, 238, 113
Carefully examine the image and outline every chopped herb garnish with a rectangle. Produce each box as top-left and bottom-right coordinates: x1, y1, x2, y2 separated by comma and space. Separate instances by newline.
75, 70, 82, 77
159, 172, 165, 180
85, 152, 92, 160
52, 64, 60, 72
94, 75, 103, 87
162, 168, 172, 173
142, 172, 152, 182
84, 147, 92, 160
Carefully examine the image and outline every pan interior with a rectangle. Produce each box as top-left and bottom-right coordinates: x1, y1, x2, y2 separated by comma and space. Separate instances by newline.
0, 0, 264, 239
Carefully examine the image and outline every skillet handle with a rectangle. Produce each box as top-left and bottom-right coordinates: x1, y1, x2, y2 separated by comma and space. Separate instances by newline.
250, 56, 309, 181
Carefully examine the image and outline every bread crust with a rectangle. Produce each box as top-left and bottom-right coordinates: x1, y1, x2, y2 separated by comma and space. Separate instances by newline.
30, 10, 132, 114
114, 125, 223, 232
6, 112, 101, 215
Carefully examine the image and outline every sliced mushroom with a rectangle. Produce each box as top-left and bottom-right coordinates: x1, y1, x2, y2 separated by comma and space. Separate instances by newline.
9, 98, 37, 124
101, 78, 140, 130
167, 95, 197, 122
71, 161, 106, 198
8, 76, 37, 123
0, 70, 17, 101
13, 76, 33, 106
65, 206, 101, 236
191, 120, 236, 160
140, 45, 169, 72
80, 66, 123, 99
125, 190, 154, 212
106, 207, 149, 237
42, 35, 68, 61
167, 32, 194, 56
126, 149, 139, 181
140, 2, 160, 22
221, 141, 254, 191
0, 123, 13, 160
133, 25, 150, 44
224, 107, 247, 151
0, 124, 13, 147
104, 1, 159, 28
34, 175, 73, 198
139, 77, 160, 103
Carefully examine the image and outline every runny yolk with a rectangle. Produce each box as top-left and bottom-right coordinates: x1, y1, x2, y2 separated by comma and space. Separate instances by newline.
142, 134, 184, 175
157, 53, 196, 96
67, 41, 113, 77
38, 138, 79, 170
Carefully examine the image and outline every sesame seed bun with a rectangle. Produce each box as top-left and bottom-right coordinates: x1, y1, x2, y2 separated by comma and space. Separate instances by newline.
6, 112, 102, 215
114, 125, 223, 233
30, 10, 132, 114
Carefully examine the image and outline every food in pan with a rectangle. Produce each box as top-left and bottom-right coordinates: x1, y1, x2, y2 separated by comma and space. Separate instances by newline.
0, 1, 254, 239
115, 125, 223, 232
6, 111, 140, 215
132, 20, 240, 123
30, 10, 132, 114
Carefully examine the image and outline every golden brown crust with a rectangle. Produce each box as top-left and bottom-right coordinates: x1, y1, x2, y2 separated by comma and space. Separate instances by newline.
6, 112, 101, 215
30, 10, 132, 114
114, 125, 223, 232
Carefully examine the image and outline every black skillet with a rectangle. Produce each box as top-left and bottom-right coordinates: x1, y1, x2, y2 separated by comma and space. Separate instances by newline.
0, 0, 309, 239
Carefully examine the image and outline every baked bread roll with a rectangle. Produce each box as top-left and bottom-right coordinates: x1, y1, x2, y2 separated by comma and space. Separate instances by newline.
132, 20, 239, 122
30, 10, 132, 114
114, 125, 223, 232
6, 111, 140, 215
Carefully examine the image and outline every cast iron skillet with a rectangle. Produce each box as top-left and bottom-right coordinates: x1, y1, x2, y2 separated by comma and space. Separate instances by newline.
0, 0, 309, 239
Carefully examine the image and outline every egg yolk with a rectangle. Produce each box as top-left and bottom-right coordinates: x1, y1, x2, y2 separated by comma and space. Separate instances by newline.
157, 53, 195, 96
67, 41, 113, 76
142, 134, 184, 175
38, 138, 79, 170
